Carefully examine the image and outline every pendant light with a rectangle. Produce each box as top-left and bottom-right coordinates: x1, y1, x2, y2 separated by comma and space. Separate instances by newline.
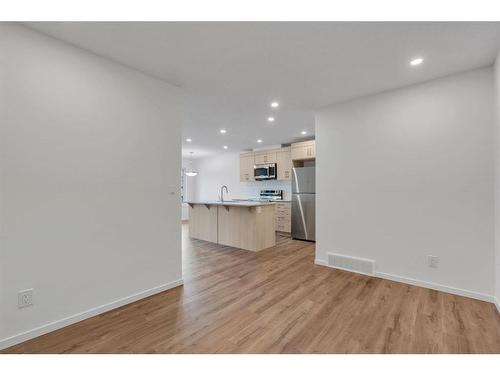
185, 152, 198, 177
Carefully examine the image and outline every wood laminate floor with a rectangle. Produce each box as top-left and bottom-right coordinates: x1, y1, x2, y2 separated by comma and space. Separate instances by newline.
3, 224, 500, 353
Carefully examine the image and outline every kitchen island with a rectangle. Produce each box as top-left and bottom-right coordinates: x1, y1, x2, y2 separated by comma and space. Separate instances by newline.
187, 201, 276, 251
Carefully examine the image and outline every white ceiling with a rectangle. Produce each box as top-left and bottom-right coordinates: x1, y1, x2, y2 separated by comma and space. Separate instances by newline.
26, 22, 500, 158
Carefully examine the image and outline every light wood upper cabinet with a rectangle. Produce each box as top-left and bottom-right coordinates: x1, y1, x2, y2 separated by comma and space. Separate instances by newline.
276, 147, 292, 180
240, 153, 255, 182
254, 150, 277, 164
291, 140, 315, 161
240, 147, 292, 182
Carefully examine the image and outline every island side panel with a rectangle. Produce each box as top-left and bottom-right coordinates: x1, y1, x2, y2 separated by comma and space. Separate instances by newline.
217, 205, 276, 251
255, 205, 276, 251
189, 204, 218, 243
217, 205, 257, 251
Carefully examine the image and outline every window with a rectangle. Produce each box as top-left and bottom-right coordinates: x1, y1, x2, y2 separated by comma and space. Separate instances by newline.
181, 168, 186, 202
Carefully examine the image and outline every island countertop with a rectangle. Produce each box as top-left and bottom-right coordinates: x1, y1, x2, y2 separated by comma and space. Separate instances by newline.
186, 200, 276, 207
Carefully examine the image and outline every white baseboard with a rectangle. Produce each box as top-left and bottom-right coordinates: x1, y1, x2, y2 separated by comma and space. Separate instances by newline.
314, 259, 493, 303
0, 279, 183, 351
314, 258, 327, 266
495, 298, 500, 315
375, 272, 493, 303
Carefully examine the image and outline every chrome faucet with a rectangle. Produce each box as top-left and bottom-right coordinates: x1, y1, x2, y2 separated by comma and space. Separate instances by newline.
220, 185, 229, 202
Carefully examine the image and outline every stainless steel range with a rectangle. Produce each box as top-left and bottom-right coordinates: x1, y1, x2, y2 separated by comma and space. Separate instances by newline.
259, 189, 283, 201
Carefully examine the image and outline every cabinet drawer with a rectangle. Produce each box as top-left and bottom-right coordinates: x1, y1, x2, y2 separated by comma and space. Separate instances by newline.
276, 215, 289, 221
276, 202, 291, 209
276, 206, 291, 213
275, 204, 291, 214
276, 212, 290, 220
276, 222, 291, 233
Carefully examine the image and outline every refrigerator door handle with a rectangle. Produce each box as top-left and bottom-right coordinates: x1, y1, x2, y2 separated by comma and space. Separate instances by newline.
295, 194, 308, 239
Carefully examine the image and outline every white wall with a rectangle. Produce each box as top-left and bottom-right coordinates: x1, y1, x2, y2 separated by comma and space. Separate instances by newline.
192, 152, 292, 202
316, 67, 495, 301
0, 24, 183, 348
495, 54, 500, 310
181, 157, 197, 220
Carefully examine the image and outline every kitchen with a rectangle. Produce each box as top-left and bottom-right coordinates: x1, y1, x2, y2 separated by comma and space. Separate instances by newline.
4, 20, 500, 356
184, 139, 316, 251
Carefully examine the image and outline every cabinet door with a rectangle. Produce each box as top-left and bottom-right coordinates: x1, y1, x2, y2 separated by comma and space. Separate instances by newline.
240, 154, 255, 182
277, 149, 292, 180
255, 151, 277, 164
291, 145, 308, 160
264, 151, 277, 164
291, 140, 315, 160
254, 152, 266, 164
307, 143, 316, 158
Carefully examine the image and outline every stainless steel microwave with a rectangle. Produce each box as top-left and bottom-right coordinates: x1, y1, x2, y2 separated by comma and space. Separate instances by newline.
254, 163, 277, 180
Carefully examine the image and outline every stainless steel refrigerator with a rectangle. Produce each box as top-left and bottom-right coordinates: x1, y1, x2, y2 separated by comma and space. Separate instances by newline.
291, 167, 315, 241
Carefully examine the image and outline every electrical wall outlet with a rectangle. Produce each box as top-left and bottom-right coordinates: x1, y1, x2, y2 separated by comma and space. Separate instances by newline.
18, 289, 33, 308
427, 255, 439, 269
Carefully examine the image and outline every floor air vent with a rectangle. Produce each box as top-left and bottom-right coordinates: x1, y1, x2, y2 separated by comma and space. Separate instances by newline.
327, 253, 375, 276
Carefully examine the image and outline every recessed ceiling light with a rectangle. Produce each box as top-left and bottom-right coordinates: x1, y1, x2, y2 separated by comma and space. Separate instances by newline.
220, 129, 227, 134
186, 138, 192, 142
409, 57, 424, 66
270, 101, 279, 108
223, 145, 228, 150
257, 139, 263, 143
267, 117, 275, 122
301, 131, 307, 135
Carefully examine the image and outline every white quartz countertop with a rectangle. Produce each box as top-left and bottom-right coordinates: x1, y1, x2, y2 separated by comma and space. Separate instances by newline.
186, 200, 277, 207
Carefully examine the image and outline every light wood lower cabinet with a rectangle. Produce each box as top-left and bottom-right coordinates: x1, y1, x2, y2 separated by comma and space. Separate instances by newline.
275, 202, 291, 233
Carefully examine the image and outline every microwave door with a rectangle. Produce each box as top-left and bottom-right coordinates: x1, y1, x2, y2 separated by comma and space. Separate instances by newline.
254, 166, 268, 179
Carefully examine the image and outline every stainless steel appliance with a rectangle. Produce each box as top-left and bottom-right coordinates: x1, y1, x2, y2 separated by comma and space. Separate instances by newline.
254, 163, 277, 180
259, 189, 283, 201
291, 167, 315, 241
